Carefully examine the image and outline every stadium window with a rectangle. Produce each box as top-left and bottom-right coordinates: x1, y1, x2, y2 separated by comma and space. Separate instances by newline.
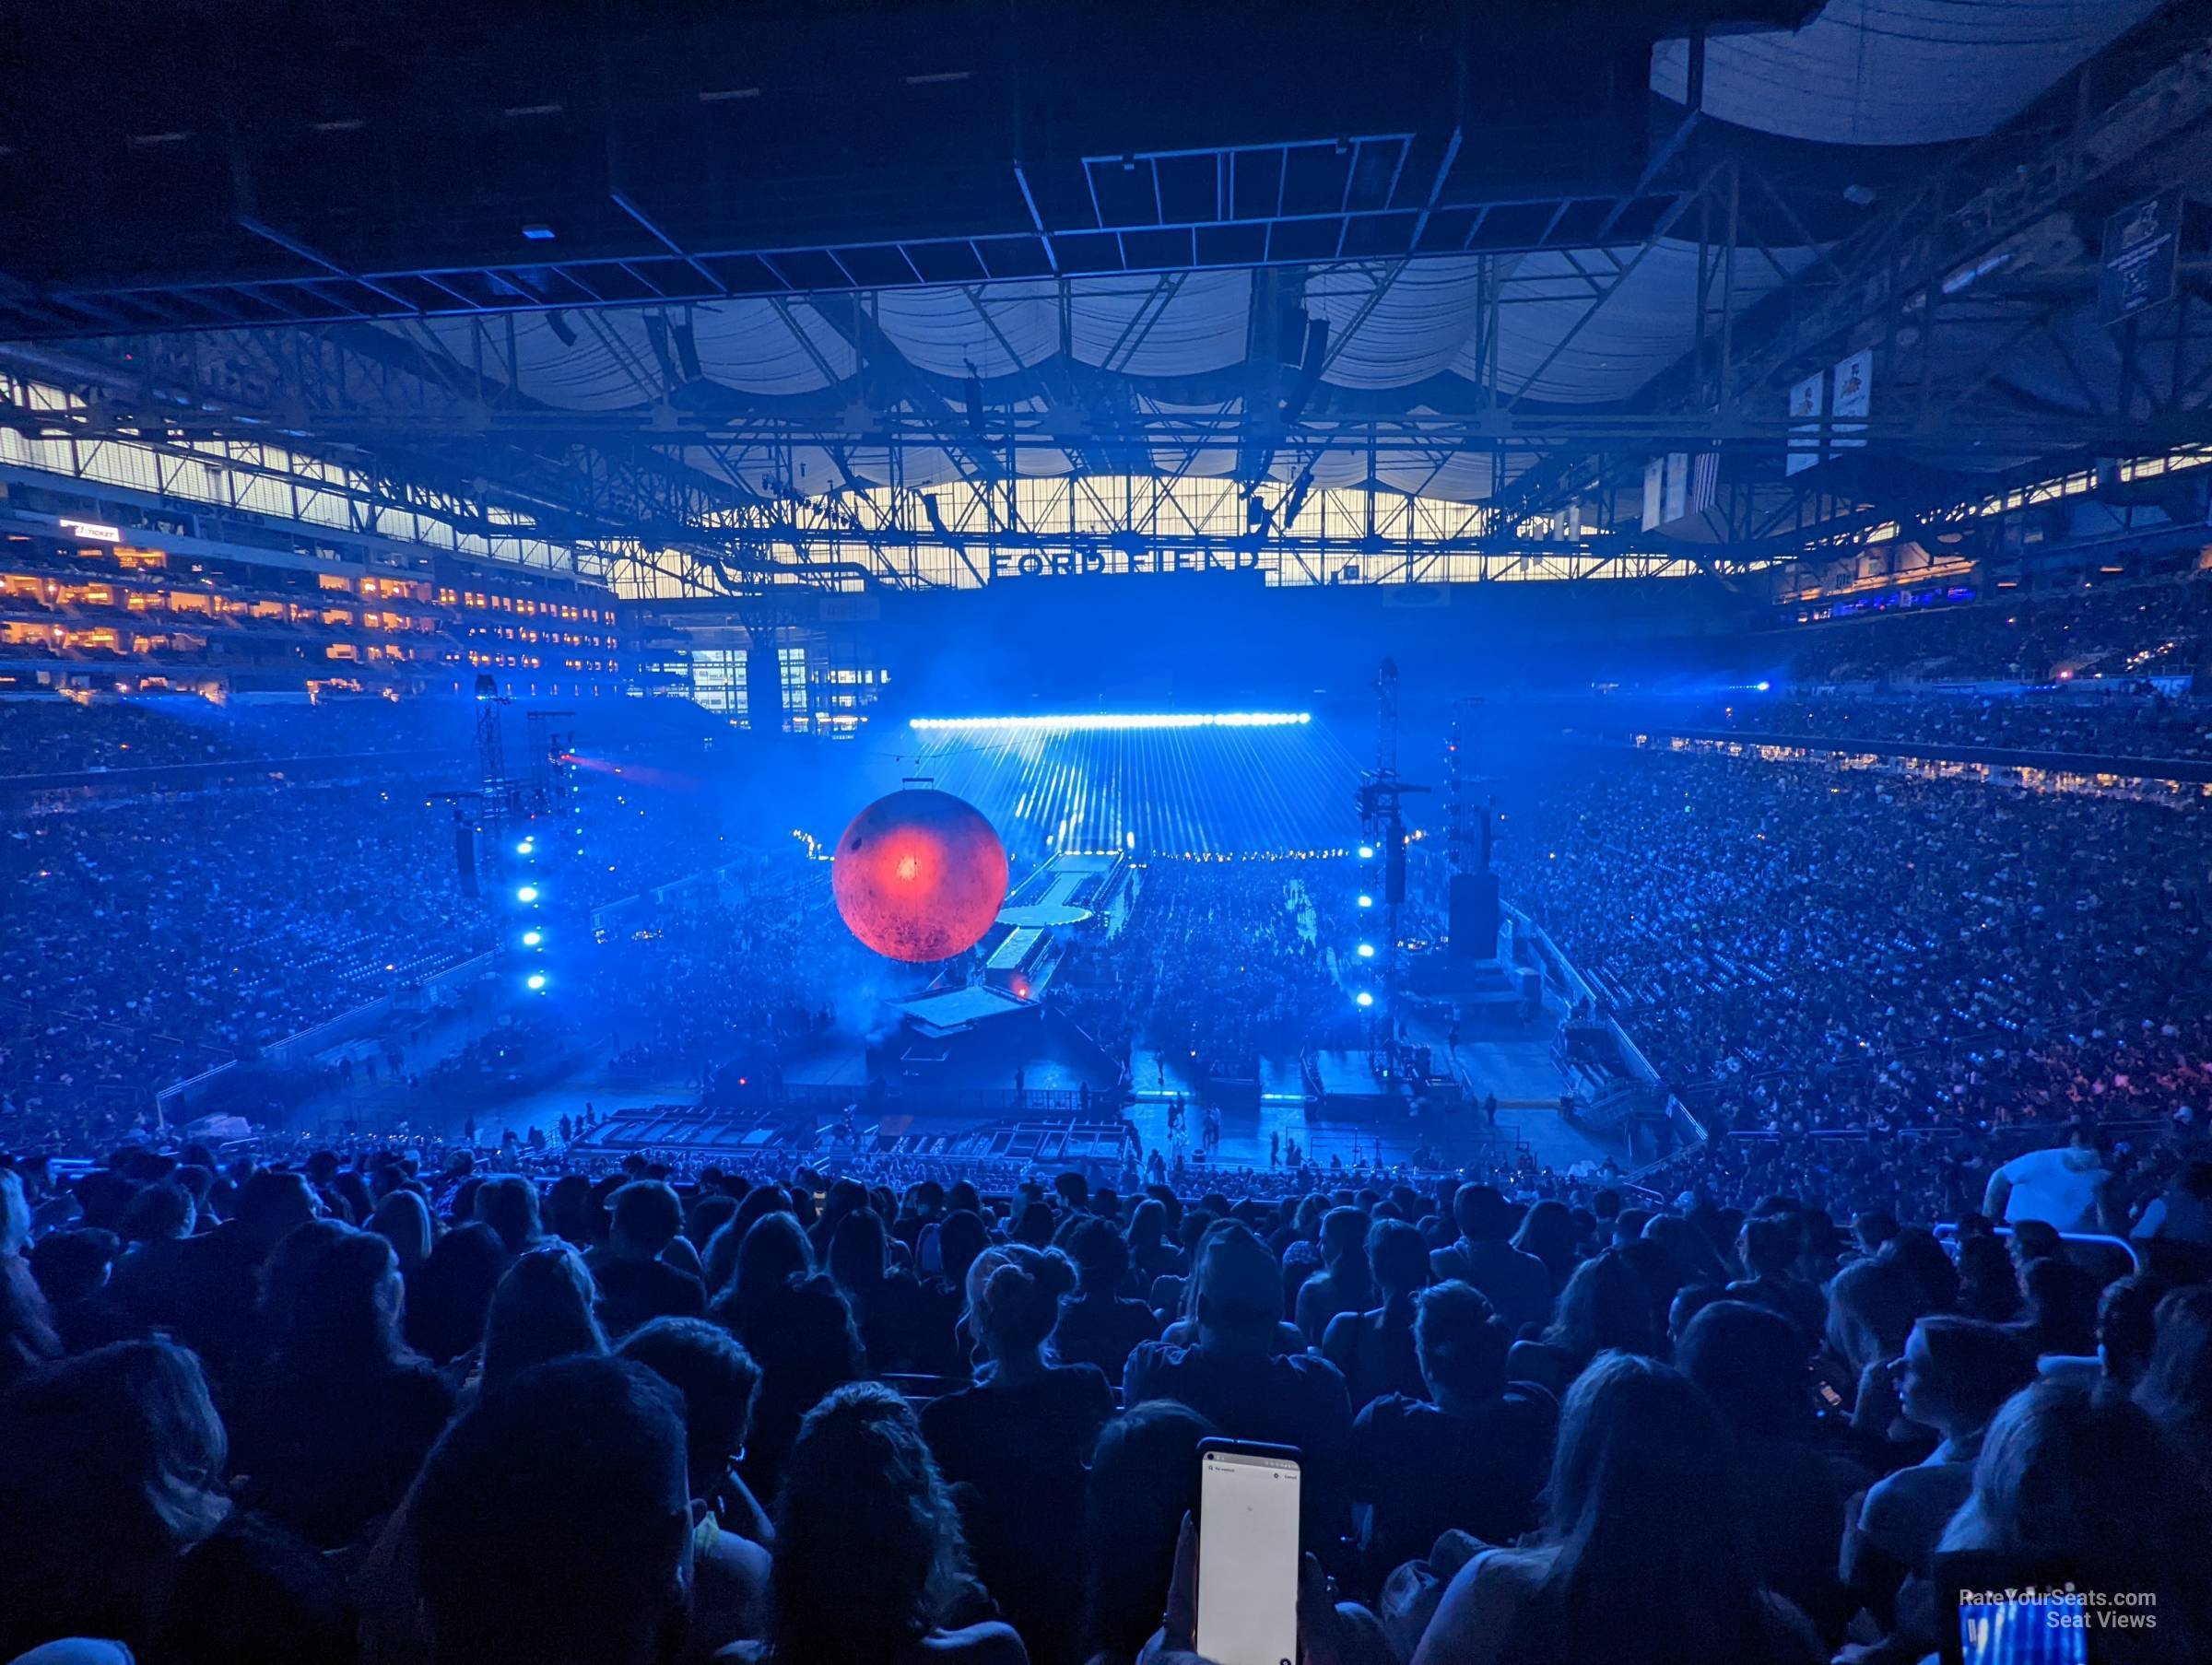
779, 645, 808, 714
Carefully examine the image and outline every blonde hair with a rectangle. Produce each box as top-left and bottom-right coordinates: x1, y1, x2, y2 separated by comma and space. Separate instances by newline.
964, 1243, 1077, 1357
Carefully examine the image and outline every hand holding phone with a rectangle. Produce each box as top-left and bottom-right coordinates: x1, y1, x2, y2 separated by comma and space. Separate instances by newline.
1196, 1440, 1302, 1665
1155, 1507, 1357, 1665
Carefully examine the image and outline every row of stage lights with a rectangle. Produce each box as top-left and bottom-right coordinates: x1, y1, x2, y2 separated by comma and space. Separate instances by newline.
512, 766, 586, 994
1353, 839, 1379, 1012
514, 836, 548, 993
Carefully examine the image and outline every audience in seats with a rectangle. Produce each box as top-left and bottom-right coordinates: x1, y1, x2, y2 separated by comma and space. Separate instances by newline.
768, 1382, 1025, 1665
9, 1116, 2212, 1665
1321, 1215, 1430, 1410
1411, 1353, 1827, 1665
1349, 1279, 1554, 1585
1837, 1316, 2034, 1647
923, 1245, 1109, 1665
1936, 1381, 2212, 1663
1051, 1217, 1161, 1382
227, 1219, 453, 1550
1079, 1400, 1215, 1665
1505, 1248, 1658, 1397
408, 1355, 695, 1665
591, 1179, 708, 1334
1429, 1183, 1552, 1338
1295, 1204, 1377, 1345
1677, 1300, 1869, 1645
1124, 1221, 1354, 1556
473, 1238, 607, 1399
0, 1340, 230, 1660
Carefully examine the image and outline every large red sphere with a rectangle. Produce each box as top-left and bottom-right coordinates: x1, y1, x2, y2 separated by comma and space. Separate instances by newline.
831, 789, 1010, 962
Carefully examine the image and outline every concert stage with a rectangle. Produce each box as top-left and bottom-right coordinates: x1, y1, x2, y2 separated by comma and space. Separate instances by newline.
542, 1003, 1619, 1182
564, 1099, 1137, 1173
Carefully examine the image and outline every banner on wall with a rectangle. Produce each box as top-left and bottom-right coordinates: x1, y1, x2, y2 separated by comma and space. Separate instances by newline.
1687, 451, 1719, 519
2100, 190, 2182, 326
1662, 451, 1689, 523
1831, 348, 1873, 451
1785, 370, 1825, 476
1642, 452, 1718, 528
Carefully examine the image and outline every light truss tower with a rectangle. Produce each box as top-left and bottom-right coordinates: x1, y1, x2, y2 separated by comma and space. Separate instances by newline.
1355, 656, 1427, 1079
473, 674, 512, 886
1445, 698, 1492, 879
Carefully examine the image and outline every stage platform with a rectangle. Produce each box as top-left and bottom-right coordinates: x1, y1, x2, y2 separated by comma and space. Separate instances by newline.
307, 964, 1623, 1183
896, 985, 1035, 1036
1122, 1008, 1615, 1176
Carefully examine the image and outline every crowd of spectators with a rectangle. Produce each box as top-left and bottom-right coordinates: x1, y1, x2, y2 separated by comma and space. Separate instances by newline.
0, 781, 491, 1138
0, 698, 732, 1152
6, 639, 2212, 1662
1502, 745, 2209, 1217
7, 1134, 2212, 1665
0, 695, 488, 779
588, 857, 880, 1090
1778, 569, 2208, 687
1055, 862, 1357, 1085
1697, 686, 2212, 764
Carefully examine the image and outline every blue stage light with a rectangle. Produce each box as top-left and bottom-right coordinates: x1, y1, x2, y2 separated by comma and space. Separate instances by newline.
1357, 894, 1373, 909
1355, 991, 1374, 1008
1357, 943, 1375, 958
907, 711, 1311, 733
1358, 844, 1375, 860
515, 839, 534, 856
525, 972, 547, 991
1755, 680, 1772, 692
515, 885, 539, 904
522, 930, 543, 947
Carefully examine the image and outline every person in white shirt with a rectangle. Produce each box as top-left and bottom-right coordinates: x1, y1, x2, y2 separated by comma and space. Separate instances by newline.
1982, 1120, 2111, 1234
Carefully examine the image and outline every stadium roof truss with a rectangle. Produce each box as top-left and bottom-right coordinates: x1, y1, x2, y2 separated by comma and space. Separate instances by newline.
2, 4, 2209, 599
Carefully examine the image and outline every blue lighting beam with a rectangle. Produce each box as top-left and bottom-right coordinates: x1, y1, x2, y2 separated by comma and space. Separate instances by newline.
908, 711, 1310, 733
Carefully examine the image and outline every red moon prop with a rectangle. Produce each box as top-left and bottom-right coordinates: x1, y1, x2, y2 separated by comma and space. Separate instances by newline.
831, 789, 1010, 962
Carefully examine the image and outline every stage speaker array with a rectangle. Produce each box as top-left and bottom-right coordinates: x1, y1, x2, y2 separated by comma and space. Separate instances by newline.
745, 645, 781, 732
1449, 870, 1500, 958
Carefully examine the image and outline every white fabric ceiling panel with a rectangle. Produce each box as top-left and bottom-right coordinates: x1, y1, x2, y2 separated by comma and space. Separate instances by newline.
1007, 443, 1077, 478
691, 301, 853, 396
403, 302, 855, 408
1144, 444, 1241, 482
1308, 257, 1487, 390
1474, 240, 1812, 405
1275, 443, 1373, 490
870, 282, 1059, 378
1140, 397, 1242, 481
1652, 0, 2165, 147
1374, 449, 1496, 502
414, 313, 653, 409
695, 443, 848, 498
1069, 270, 1253, 376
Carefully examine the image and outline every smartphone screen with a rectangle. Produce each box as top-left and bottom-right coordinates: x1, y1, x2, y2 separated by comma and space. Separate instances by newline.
1937, 1555, 2097, 1665
1957, 1594, 2089, 1665
1196, 1447, 1301, 1665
